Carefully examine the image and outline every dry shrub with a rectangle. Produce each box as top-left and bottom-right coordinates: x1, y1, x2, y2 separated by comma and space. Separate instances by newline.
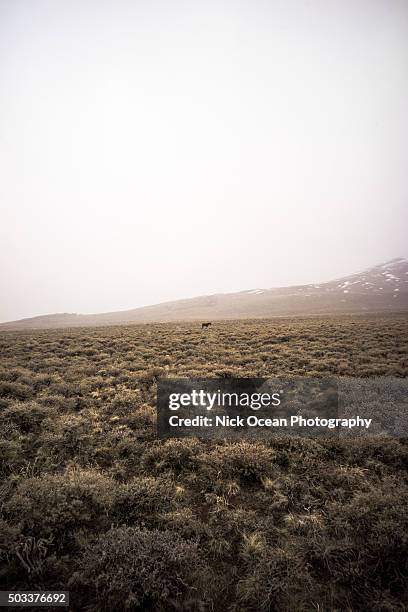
141, 438, 203, 474
70, 526, 213, 611
236, 545, 312, 612
4, 469, 116, 539
0, 381, 33, 401
198, 441, 277, 484
0, 401, 51, 433
113, 476, 178, 524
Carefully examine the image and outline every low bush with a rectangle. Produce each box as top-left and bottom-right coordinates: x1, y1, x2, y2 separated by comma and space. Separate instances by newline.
70, 526, 213, 610
4, 470, 117, 541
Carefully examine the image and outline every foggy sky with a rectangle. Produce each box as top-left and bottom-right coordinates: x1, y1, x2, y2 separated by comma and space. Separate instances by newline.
1, 0, 407, 322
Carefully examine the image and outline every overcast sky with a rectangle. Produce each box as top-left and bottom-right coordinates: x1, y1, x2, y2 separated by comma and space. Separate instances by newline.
1, 0, 407, 322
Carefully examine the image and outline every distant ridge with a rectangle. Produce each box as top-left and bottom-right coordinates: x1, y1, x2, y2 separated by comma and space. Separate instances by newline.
1, 258, 408, 330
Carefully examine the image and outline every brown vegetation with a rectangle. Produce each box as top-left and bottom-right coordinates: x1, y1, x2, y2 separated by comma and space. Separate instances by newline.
0, 314, 407, 610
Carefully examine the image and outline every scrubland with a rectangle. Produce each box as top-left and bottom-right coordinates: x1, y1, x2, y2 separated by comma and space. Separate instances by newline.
0, 314, 407, 611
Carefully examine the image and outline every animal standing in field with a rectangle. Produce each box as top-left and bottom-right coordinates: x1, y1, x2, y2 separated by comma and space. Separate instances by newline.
201, 322, 212, 329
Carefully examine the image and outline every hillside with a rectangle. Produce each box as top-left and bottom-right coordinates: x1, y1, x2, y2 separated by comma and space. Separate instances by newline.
1, 258, 408, 330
